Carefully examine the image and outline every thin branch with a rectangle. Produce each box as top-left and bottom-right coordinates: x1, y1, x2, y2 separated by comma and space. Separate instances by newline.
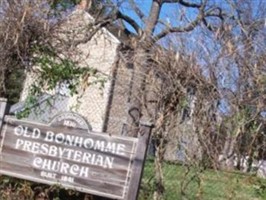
154, 1, 226, 42
162, 0, 201, 8
154, 15, 203, 41
71, 8, 143, 46
116, 10, 142, 35
202, 7, 225, 32
117, 18, 133, 35
206, 7, 225, 20
71, 19, 113, 47
203, 18, 214, 31
129, 0, 145, 20
153, 0, 207, 42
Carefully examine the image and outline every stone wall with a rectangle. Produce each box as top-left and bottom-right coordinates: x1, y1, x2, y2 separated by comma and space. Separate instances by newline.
21, 10, 120, 133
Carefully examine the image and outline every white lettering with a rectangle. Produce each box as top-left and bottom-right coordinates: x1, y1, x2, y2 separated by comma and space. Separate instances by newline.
33, 157, 42, 168
40, 143, 49, 155
84, 138, 94, 149
61, 162, 69, 174
105, 142, 116, 154
117, 144, 126, 156
65, 135, 75, 146
55, 133, 64, 144
69, 164, 79, 176
35, 158, 89, 178
66, 149, 75, 158
51, 161, 59, 171
94, 141, 105, 152
63, 120, 76, 127
32, 128, 41, 139
42, 158, 52, 170
23, 127, 30, 138
104, 157, 114, 169
48, 145, 57, 157
45, 131, 54, 142
31, 142, 40, 153
73, 150, 82, 162
79, 166, 89, 177
95, 155, 103, 167
82, 152, 91, 163
22, 140, 32, 152
58, 147, 65, 158
14, 135, 121, 170
61, 175, 74, 183
40, 171, 57, 179
15, 138, 24, 149
14, 125, 23, 136
74, 136, 83, 147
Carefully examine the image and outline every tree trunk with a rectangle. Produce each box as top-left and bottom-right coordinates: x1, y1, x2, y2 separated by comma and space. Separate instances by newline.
126, 47, 149, 137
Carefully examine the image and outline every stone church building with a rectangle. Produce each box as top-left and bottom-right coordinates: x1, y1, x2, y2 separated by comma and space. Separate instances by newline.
16, 5, 133, 136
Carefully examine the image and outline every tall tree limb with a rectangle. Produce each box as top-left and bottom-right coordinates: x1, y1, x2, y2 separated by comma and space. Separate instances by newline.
145, 0, 162, 36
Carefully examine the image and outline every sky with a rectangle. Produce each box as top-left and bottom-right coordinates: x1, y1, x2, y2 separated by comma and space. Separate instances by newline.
112, 0, 198, 34
111, 0, 266, 115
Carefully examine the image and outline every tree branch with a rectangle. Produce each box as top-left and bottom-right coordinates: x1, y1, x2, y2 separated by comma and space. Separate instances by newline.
129, 0, 145, 21
162, 0, 201, 8
63, 7, 142, 47
154, 1, 225, 42
116, 10, 142, 35
202, 7, 225, 32
153, 15, 203, 41
153, 0, 207, 41
145, 0, 162, 36
71, 19, 113, 47
206, 7, 225, 20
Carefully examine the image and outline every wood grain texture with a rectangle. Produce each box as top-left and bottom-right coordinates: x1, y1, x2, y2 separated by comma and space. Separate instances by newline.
0, 116, 139, 200
0, 98, 8, 154
125, 123, 153, 200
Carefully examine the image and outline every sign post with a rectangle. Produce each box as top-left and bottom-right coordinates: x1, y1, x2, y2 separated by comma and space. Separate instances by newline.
0, 98, 8, 130
0, 98, 8, 177
0, 103, 152, 200
126, 121, 153, 200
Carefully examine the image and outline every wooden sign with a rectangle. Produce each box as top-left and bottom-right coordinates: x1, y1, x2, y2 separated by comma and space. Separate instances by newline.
0, 101, 152, 200
49, 112, 92, 130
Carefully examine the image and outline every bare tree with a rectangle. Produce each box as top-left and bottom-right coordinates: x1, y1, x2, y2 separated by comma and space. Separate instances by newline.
80, 1, 224, 199
206, 0, 266, 171
0, 0, 50, 102
87, 0, 224, 137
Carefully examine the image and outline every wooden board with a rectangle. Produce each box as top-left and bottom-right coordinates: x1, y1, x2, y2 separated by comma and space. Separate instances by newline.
0, 116, 138, 200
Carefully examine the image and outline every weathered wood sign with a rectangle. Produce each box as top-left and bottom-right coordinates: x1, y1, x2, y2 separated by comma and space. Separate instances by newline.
49, 112, 92, 130
0, 99, 152, 200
